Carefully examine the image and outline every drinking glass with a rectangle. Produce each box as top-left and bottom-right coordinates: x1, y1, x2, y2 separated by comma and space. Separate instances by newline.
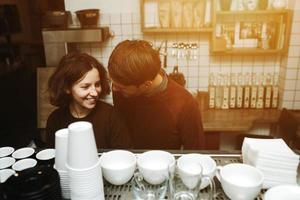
169, 163, 215, 200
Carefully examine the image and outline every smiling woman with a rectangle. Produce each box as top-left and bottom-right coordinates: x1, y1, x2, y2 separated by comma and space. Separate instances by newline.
45, 53, 132, 149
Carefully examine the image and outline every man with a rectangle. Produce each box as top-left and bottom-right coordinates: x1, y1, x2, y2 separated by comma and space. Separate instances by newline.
108, 40, 204, 149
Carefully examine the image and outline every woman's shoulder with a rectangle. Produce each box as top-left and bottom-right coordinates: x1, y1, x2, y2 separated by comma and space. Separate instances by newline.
48, 106, 68, 120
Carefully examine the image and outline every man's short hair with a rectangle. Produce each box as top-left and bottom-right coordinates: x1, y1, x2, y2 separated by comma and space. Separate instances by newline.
108, 40, 161, 85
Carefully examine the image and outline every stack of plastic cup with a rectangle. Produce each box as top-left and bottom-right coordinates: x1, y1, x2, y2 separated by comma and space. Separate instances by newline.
54, 128, 70, 199
66, 121, 104, 200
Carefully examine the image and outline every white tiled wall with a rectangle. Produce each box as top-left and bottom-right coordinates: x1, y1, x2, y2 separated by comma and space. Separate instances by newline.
65, 0, 300, 109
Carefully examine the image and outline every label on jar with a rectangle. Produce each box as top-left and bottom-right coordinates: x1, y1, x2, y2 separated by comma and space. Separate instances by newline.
265, 86, 272, 108
237, 86, 243, 108
251, 86, 258, 108
256, 86, 264, 109
244, 86, 250, 108
209, 86, 215, 108
272, 86, 279, 108
229, 86, 236, 108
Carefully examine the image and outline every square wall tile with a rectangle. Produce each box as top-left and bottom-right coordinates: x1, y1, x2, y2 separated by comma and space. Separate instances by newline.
295, 91, 300, 101
198, 56, 210, 66
283, 91, 295, 101
199, 67, 209, 76
188, 67, 199, 77
199, 78, 209, 88
187, 77, 199, 88
110, 24, 122, 36
290, 34, 300, 45
121, 24, 133, 35
100, 13, 110, 25
121, 13, 132, 24
284, 80, 297, 90
291, 22, 300, 34
132, 13, 141, 24
110, 14, 121, 24
293, 101, 300, 110
281, 101, 294, 109
285, 69, 298, 79
288, 45, 300, 57
287, 57, 299, 68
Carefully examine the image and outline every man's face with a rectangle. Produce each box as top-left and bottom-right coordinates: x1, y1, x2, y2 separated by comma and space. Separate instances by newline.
110, 78, 148, 97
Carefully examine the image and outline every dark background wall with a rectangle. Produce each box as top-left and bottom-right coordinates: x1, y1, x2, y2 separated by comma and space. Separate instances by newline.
0, 0, 64, 147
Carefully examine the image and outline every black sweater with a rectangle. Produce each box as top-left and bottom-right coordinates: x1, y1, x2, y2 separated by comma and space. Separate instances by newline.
46, 101, 132, 149
113, 79, 205, 150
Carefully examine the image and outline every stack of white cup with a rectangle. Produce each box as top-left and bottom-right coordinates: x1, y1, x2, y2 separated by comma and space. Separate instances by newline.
54, 128, 70, 199
66, 121, 104, 200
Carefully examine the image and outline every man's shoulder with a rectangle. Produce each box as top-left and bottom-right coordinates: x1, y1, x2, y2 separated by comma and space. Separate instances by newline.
167, 79, 195, 100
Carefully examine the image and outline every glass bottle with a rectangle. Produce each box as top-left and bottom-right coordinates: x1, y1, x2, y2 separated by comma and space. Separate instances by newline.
256, 73, 265, 109
221, 73, 230, 109
236, 73, 244, 108
215, 73, 222, 109
264, 73, 272, 108
250, 73, 258, 108
272, 73, 279, 108
243, 73, 251, 108
229, 73, 237, 108
208, 73, 216, 109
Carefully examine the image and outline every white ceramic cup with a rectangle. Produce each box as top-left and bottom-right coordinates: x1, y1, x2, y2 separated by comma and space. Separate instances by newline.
67, 121, 99, 169
0, 157, 16, 169
177, 154, 217, 189
0, 169, 15, 183
0, 147, 14, 158
55, 128, 69, 171
264, 185, 300, 200
12, 158, 37, 171
12, 147, 35, 159
137, 150, 175, 185
217, 163, 263, 200
100, 150, 136, 185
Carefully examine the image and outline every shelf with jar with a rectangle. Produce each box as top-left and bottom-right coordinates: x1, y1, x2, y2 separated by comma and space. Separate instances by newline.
210, 0, 292, 54
140, 0, 213, 33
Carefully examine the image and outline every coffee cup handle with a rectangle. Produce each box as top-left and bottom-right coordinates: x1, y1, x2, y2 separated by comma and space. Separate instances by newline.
202, 175, 216, 200
215, 166, 223, 182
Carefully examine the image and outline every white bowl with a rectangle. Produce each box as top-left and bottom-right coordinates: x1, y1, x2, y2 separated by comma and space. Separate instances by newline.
100, 150, 136, 185
264, 185, 300, 200
137, 150, 175, 185
219, 163, 263, 200
0, 157, 15, 169
177, 154, 216, 189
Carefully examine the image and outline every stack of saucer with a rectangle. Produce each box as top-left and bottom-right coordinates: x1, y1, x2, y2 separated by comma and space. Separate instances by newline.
242, 138, 300, 188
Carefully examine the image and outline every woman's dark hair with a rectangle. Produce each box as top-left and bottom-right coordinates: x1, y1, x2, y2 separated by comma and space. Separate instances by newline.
108, 40, 161, 85
48, 53, 110, 107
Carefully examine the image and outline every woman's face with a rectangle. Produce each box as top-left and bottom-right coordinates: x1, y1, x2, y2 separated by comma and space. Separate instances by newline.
69, 67, 101, 112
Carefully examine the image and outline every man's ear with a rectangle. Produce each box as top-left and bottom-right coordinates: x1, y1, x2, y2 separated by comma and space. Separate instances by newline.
144, 80, 152, 88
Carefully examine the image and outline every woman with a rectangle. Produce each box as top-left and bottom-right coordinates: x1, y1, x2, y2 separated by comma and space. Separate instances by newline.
46, 53, 132, 148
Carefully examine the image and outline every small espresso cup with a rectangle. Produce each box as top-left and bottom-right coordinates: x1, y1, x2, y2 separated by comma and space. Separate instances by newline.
12, 158, 37, 171
169, 159, 215, 200
12, 147, 35, 160
36, 149, 55, 166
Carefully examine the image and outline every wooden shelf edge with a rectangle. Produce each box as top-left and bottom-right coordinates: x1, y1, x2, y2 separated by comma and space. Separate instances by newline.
216, 9, 291, 15
142, 28, 213, 33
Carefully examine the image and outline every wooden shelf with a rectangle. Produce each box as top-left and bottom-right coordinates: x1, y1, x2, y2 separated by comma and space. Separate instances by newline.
216, 9, 290, 15
212, 47, 286, 55
142, 27, 213, 33
140, 0, 212, 33
211, 0, 292, 55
